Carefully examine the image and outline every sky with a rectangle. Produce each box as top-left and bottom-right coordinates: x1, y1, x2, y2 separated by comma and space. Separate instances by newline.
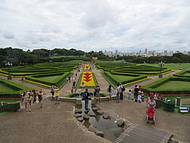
0, 0, 190, 52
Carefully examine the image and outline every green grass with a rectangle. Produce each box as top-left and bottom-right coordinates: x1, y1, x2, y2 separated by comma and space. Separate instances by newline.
143, 77, 190, 94
155, 80, 190, 91
181, 72, 190, 76
108, 73, 138, 83
0, 83, 18, 93
144, 63, 190, 71
37, 75, 65, 82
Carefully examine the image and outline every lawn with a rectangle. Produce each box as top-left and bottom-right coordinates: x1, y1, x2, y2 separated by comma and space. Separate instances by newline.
154, 80, 190, 92
107, 73, 138, 83
181, 72, 190, 76
0, 83, 18, 93
145, 63, 190, 71
37, 75, 66, 82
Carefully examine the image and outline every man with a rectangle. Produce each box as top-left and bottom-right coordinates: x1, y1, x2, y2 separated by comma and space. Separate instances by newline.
120, 84, 125, 101
82, 88, 90, 113
134, 85, 139, 102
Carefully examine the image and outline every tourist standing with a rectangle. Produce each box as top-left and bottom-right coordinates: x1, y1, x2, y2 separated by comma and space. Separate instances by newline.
134, 85, 139, 102
23, 92, 28, 111
38, 89, 43, 108
120, 84, 125, 101
50, 85, 55, 99
28, 91, 33, 112
32, 90, 37, 104
128, 89, 133, 100
95, 85, 101, 102
82, 82, 85, 90
54, 90, 59, 104
116, 85, 121, 103
107, 85, 112, 101
82, 88, 90, 113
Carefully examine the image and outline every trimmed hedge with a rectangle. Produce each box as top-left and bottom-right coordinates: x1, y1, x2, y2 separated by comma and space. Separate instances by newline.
104, 71, 147, 86
0, 79, 30, 98
26, 72, 71, 87
0, 101, 20, 112
143, 77, 190, 94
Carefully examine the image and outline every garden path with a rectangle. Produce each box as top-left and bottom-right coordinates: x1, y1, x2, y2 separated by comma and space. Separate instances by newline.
92, 68, 110, 94
59, 69, 82, 97
0, 100, 108, 143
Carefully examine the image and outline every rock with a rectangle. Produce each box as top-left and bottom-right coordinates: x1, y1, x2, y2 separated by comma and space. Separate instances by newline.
116, 119, 125, 127
74, 114, 82, 118
103, 113, 110, 119
95, 130, 104, 137
83, 114, 90, 120
77, 117, 83, 122
75, 109, 82, 114
88, 125, 97, 133
88, 111, 96, 117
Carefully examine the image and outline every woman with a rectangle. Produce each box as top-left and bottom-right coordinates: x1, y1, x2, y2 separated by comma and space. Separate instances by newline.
107, 85, 112, 101
38, 89, 43, 108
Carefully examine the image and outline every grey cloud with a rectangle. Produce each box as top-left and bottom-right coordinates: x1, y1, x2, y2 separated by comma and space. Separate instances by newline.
0, 0, 190, 52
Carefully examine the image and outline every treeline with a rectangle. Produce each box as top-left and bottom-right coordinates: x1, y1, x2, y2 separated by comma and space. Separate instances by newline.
116, 53, 190, 64
0, 47, 190, 67
0, 47, 112, 67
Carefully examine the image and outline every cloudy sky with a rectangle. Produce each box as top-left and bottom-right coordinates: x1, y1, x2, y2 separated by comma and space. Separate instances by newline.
0, 0, 190, 52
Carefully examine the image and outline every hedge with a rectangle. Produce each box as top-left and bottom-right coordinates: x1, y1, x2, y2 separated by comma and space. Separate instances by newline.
143, 77, 190, 94
0, 79, 30, 98
25, 72, 71, 87
104, 71, 147, 86
0, 101, 20, 112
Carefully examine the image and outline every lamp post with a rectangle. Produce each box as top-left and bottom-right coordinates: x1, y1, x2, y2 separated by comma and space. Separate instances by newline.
159, 61, 164, 78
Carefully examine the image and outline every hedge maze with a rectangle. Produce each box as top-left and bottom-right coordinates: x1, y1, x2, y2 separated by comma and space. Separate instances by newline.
144, 70, 190, 94
96, 61, 170, 87
0, 60, 81, 112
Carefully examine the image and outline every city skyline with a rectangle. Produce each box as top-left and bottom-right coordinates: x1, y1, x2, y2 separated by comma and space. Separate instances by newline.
0, 0, 190, 52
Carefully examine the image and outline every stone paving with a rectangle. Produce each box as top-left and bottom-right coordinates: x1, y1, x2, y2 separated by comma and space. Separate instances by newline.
0, 100, 108, 143
98, 100, 190, 143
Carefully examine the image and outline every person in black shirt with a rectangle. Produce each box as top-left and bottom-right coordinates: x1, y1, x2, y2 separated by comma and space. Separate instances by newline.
82, 88, 90, 113
134, 85, 139, 102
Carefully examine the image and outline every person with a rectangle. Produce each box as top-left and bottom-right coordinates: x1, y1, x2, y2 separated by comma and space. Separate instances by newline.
22, 92, 28, 111
134, 85, 139, 102
50, 85, 55, 99
127, 89, 133, 100
95, 85, 101, 102
32, 90, 37, 104
148, 96, 156, 108
68, 76, 71, 82
120, 84, 125, 101
28, 91, 33, 112
107, 85, 112, 101
137, 93, 142, 103
38, 89, 43, 108
54, 90, 59, 104
81, 82, 85, 89
82, 88, 90, 113
116, 85, 121, 103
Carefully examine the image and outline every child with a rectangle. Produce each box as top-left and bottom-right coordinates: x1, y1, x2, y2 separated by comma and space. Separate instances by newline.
137, 93, 142, 103
128, 89, 133, 101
